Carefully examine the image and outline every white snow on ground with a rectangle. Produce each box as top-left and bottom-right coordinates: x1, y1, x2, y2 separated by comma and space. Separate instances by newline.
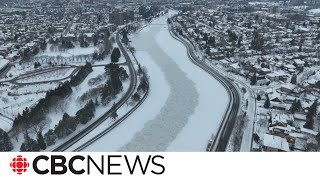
39, 45, 98, 57
309, 8, 320, 14
45, 66, 109, 131
0, 85, 50, 119
67, 51, 170, 152
45, 65, 131, 151
81, 11, 228, 152
0, 116, 13, 132
0, 58, 9, 70
140, 26, 151, 33
15, 68, 75, 83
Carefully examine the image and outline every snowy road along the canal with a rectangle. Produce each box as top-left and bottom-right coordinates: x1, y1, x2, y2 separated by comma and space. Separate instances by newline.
83, 11, 228, 151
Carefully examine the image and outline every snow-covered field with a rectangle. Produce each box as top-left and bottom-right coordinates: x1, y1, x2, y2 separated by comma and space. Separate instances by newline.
309, 8, 320, 14
81, 11, 229, 152
0, 58, 9, 70
0, 83, 57, 119
15, 68, 75, 84
40, 45, 98, 57
44, 66, 124, 131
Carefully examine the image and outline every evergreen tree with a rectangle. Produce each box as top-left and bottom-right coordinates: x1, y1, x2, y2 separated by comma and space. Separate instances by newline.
37, 132, 47, 150
119, 67, 129, 80
105, 63, 120, 76
227, 29, 237, 42
22, 132, 40, 152
61, 113, 78, 136
92, 33, 98, 46
20, 143, 26, 152
132, 92, 141, 102
290, 38, 296, 46
251, 30, 264, 51
44, 129, 57, 146
122, 30, 129, 44
264, 94, 270, 108
237, 35, 243, 48
303, 99, 318, 129
250, 72, 257, 85
0, 128, 13, 152
247, 21, 252, 29
95, 98, 99, 106
70, 62, 93, 86
203, 33, 208, 42
290, 74, 297, 84
75, 100, 96, 125
304, 114, 314, 129
111, 103, 118, 120
207, 36, 215, 47
137, 64, 143, 75
290, 99, 302, 113
257, 94, 261, 101
111, 48, 121, 63
138, 74, 148, 93
299, 45, 302, 52
101, 83, 113, 105
34, 62, 41, 69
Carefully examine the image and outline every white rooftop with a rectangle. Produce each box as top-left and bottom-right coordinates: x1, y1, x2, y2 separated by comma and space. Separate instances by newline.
263, 134, 290, 152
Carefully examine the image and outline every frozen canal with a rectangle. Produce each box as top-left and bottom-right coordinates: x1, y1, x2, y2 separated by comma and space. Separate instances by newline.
82, 11, 228, 151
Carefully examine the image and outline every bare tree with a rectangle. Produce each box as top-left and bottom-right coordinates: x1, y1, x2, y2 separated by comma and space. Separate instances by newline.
30, 120, 49, 135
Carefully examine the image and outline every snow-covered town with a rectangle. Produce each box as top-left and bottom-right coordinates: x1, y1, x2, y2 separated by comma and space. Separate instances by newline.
0, 0, 320, 152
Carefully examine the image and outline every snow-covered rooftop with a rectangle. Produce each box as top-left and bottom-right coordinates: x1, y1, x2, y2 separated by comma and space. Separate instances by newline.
263, 133, 290, 152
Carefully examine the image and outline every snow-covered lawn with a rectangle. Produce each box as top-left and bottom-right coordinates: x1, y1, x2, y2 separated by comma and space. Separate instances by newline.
45, 66, 112, 131
7, 64, 130, 151
80, 10, 229, 152
15, 68, 75, 83
0, 116, 13, 132
0, 59, 9, 70
43, 65, 131, 151
0, 83, 57, 120
309, 8, 320, 14
39, 44, 98, 57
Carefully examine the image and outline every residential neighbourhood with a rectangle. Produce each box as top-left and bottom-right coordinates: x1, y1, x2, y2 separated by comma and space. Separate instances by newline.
171, 0, 320, 151
0, 0, 320, 152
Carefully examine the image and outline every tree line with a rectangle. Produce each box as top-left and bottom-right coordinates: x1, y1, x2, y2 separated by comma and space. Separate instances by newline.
70, 62, 93, 86
12, 81, 73, 131
20, 100, 96, 151
13, 62, 94, 130
101, 63, 128, 105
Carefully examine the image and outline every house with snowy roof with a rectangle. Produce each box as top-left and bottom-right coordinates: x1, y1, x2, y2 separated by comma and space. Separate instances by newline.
263, 133, 290, 152
270, 112, 294, 126
266, 72, 289, 82
280, 84, 296, 94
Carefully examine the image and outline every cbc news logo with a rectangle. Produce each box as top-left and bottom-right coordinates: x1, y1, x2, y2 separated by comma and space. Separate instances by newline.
7, 154, 165, 176
10, 155, 30, 175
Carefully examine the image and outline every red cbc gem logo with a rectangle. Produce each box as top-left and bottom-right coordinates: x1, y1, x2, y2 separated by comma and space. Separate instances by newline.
10, 155, 29, 175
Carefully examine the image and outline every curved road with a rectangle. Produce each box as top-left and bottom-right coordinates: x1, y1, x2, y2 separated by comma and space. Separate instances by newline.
169, 16, 241, 152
